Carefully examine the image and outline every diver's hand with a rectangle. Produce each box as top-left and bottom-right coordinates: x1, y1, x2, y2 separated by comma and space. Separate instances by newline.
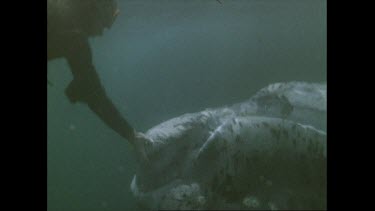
130, 131, 151, 163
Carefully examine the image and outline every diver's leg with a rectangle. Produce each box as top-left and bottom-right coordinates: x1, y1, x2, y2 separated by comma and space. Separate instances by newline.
86, 90, 149, 162
65, 78, 149, 162
86, 88, 136, 141
65, 37, 149, 161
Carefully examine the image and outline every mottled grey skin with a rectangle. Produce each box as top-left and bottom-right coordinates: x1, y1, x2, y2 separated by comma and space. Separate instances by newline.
132, 82, 326, 210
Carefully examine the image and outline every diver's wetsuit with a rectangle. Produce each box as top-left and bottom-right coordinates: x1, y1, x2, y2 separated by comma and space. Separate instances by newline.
47, 1, 136, 141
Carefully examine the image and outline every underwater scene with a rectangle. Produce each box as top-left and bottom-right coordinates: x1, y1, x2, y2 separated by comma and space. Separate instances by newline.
48, 0, 326, 210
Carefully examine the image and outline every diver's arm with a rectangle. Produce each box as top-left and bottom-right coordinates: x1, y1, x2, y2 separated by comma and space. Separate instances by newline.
65, 38, 137, 141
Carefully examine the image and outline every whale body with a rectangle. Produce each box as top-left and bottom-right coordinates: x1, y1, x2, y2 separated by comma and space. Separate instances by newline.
131, 81, 326, 210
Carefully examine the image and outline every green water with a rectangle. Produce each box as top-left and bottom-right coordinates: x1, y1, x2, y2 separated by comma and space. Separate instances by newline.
47, 0, 326, 210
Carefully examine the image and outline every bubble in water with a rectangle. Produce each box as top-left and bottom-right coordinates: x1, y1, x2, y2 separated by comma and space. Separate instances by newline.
69, 124, 76, 131
101, 201, 108, 208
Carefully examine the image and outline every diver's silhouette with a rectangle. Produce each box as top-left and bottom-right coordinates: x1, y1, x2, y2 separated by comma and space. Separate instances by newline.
47, 0, 148, 161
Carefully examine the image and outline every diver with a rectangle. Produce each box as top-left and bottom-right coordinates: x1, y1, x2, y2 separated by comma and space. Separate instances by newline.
47, 0, 149, 161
